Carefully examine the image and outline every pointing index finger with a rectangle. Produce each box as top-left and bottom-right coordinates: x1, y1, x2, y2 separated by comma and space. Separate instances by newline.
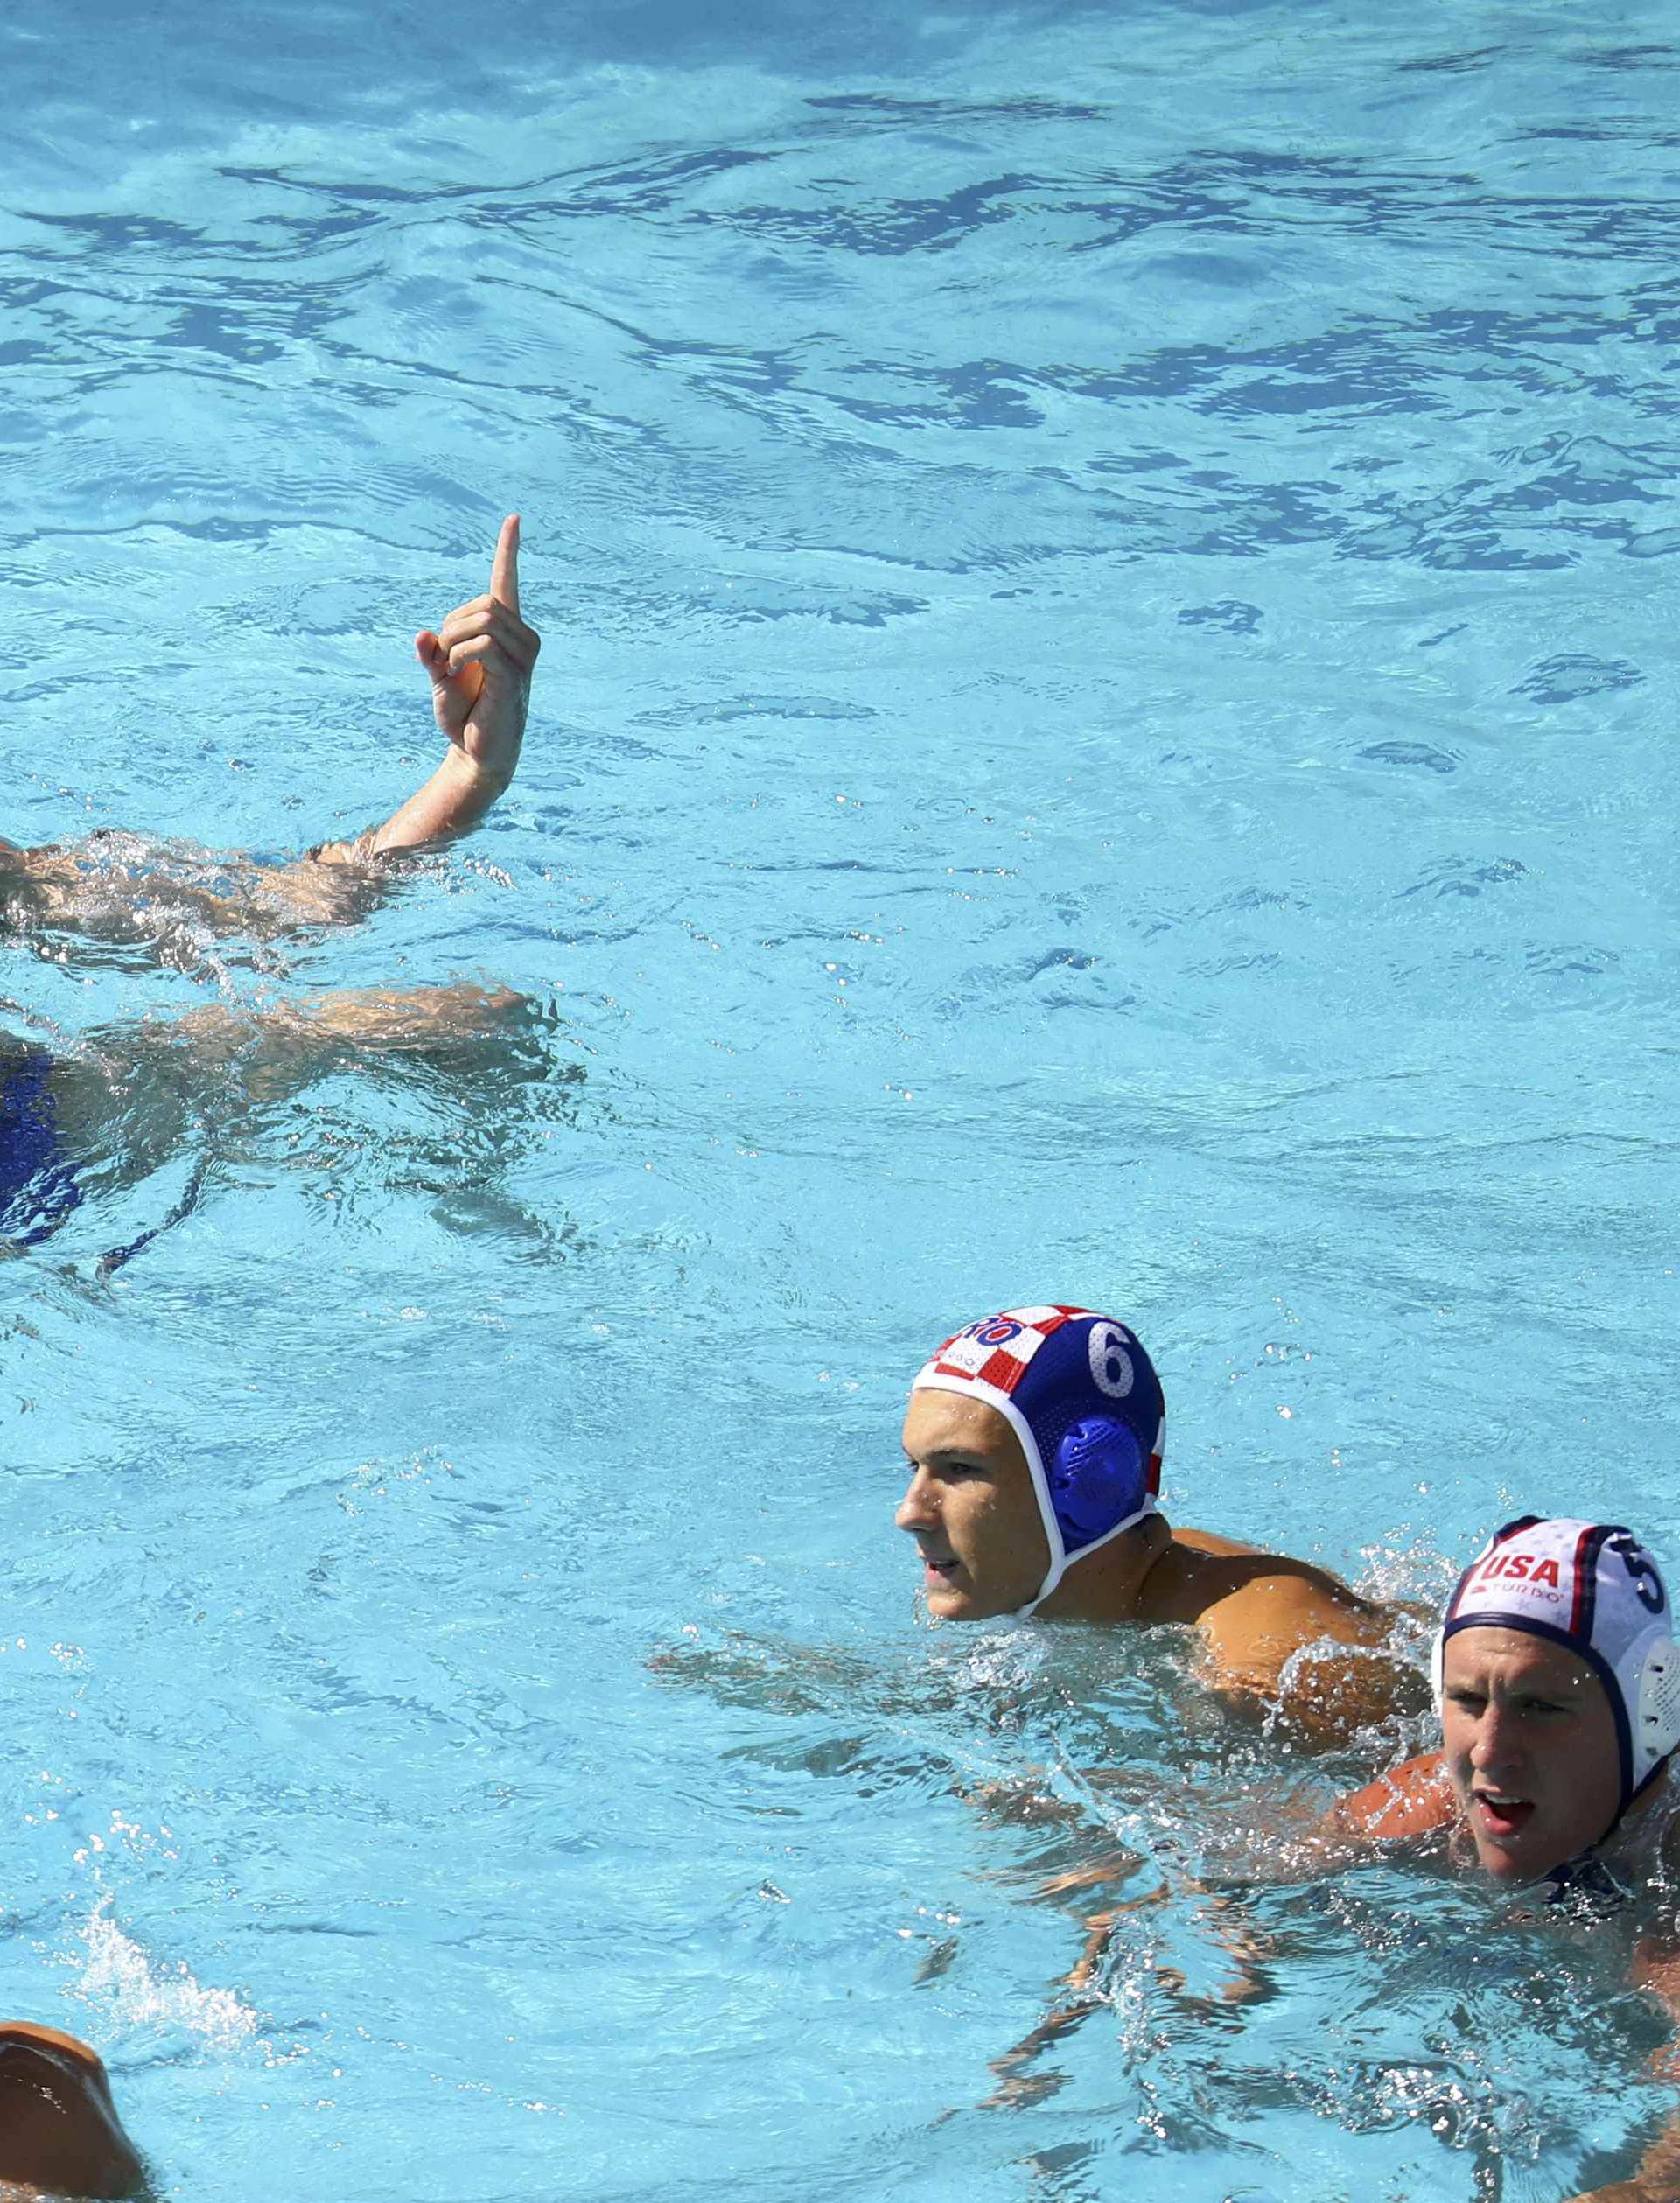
491, 513, 521, 614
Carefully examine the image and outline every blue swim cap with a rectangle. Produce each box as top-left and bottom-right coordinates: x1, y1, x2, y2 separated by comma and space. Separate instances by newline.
913, 1305, 1166, 1614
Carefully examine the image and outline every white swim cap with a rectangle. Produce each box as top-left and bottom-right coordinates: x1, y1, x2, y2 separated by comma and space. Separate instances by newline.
1434, 1515, 1680, 1814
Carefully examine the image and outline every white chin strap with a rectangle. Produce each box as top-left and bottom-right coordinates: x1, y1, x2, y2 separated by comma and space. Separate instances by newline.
1015, 1496, 1158, 1619
1015, 1549, 1069, 1621
985, 1389, 1076, 1619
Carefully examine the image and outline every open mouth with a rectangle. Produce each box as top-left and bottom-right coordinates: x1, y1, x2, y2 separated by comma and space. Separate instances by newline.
1473, 1790, 1536, 1839
920, 1555, 959, 1585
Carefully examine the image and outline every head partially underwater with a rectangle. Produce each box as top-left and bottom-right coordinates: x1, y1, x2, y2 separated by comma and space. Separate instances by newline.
897, 1305, 1166, 1620
1435, 1516, 1680, 1883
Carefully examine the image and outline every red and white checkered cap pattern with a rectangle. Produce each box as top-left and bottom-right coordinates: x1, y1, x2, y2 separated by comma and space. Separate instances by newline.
915, 1305, 1105, 1404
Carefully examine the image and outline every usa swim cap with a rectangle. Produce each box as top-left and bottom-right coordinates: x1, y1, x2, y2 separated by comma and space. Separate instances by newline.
913, 1305, 1166, 1616
1435, 1516, 1680, 1815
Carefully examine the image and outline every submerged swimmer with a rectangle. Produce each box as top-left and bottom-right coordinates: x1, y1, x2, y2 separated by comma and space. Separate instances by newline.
0, 2023, 144, 2199
0, 518, 541, 1255
898, 1305, 1424, 1737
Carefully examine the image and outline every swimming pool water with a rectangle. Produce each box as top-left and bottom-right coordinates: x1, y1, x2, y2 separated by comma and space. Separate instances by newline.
4, 1, 1680, 2195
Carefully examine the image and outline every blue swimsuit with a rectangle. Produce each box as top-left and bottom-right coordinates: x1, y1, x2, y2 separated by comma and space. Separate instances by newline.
0, 1049, 83, 1246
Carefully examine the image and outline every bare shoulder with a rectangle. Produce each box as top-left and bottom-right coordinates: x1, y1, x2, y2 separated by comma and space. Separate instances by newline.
1211, 1563, 1389, 1644
1162, 1530, 1393, 1649
1172, 1526, 1270, 1562
1145, 1532, 1427, 1738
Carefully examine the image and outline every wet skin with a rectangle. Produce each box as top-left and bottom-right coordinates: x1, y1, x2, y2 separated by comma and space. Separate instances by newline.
1440, 1626, 1624, 1881
895, 1387, 1429, 1740
0, 2023, 144, 2198
896, 1388, 1052, 1620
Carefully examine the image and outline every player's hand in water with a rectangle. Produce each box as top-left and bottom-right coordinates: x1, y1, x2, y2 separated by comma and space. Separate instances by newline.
412, 513, 540, 794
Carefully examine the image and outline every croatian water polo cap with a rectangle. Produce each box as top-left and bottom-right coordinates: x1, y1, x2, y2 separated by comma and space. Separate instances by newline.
1434, 1516, 1680, 1815
913, 1305, 1166, 1617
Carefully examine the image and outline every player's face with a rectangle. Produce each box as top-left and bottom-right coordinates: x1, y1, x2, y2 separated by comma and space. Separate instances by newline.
895, 1389, 1049, 1620
1440, 1627, 1623, 1880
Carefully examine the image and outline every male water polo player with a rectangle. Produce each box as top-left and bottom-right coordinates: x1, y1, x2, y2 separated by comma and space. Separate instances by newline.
1333, 1515, 1680, 1891
1001, 1520, 1680, 2194
1321, 1518, 1680, 2203
897, 1305, 1424, 1735
0, 2022, 145, 2197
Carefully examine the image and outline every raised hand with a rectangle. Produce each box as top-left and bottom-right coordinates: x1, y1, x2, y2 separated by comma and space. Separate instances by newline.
0, 519, 543, 953
309, 514, 543, 862
413, 514, 541, 793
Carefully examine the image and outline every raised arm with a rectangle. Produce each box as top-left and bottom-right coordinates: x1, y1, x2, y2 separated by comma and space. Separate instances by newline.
0, 519, 542, 952
314, 513, 540, 863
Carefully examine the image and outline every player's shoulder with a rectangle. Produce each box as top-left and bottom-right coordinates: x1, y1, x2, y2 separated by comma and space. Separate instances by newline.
1184, 1537, 1376, 1641
1172, 1526, 1356, 1603
1172, 1525, 1267, 1563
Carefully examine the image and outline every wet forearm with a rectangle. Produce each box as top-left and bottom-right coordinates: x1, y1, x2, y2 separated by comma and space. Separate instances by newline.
374, 747, 514, 851
315, 749, 514, 864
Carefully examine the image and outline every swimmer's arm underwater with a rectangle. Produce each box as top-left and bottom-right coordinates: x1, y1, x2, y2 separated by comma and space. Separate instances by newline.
984, 1861, 1282, 2109
1560, 1937, 1680, 2203
984, 1758, 1453, 2112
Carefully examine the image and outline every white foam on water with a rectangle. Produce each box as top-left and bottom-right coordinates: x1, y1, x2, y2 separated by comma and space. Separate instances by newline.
73, 1905, 260, 2053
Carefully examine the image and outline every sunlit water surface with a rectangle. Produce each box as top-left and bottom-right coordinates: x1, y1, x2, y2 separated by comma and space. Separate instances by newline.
4, 1, 1679, 2196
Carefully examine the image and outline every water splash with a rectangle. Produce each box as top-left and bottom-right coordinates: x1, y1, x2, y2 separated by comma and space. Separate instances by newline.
73, 1904, 260, 2054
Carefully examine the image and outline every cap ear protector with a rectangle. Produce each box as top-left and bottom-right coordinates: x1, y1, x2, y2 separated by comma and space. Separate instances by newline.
1046, 1416, 1149, 1544
1635, 1635, 1680, 1766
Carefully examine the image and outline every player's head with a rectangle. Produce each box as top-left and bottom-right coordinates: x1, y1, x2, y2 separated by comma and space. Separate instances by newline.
897, 1306, 1164, 1620
1434, 1518, 1680, 1879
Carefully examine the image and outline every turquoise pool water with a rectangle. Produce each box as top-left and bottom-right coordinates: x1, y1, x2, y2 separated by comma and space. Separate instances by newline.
4, 2, 1678, 2195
